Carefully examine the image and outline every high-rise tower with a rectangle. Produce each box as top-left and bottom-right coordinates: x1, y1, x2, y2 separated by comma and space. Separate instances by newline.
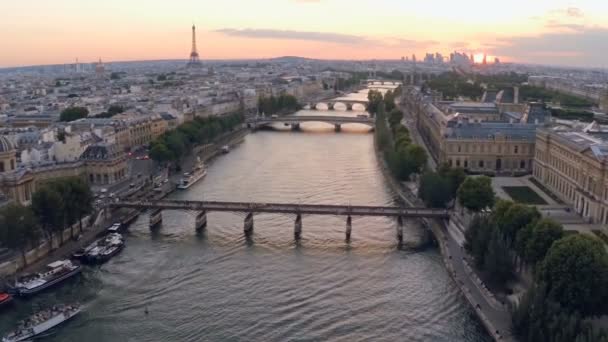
187, 25, 202, 67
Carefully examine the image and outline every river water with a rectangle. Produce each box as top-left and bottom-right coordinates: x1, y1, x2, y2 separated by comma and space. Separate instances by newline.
0, 90, 490, 341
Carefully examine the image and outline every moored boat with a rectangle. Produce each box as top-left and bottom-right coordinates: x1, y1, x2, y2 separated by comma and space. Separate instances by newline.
2, 304, 81, 342
81, 233, 125, 264
177, 157, 207, 190
221, 145, 230, 154
0, 293, 13, 307
11, 260, 81, 297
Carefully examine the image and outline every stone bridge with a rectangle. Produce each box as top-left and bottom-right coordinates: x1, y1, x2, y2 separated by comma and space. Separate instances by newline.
247, 115, 374, 131
309, 98, 369, 111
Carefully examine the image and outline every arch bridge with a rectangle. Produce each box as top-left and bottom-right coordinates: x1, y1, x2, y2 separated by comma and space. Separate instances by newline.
247, 115, 374, 132
309, 98, 369, 111
111, 199, 450, 242
365, 80, 403, 86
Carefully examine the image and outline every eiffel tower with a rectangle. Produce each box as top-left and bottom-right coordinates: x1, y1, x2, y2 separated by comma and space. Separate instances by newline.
187, 25, 202, 67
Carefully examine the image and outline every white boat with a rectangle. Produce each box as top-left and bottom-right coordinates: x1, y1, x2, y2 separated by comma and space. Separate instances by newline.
177, 157, 207, 190
82, 233, 125, 264
12, 260, 81, 296
221, 145, 230, 154
2, 304, 81, 342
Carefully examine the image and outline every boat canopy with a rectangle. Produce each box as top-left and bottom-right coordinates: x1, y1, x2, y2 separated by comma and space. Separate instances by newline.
47, 260, 67, 268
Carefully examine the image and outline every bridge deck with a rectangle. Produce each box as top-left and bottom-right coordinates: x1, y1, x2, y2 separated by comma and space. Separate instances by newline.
249, 115, 374, 125
111, 200, 450, 218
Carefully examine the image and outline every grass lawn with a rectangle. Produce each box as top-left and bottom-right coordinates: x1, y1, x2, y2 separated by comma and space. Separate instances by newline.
502, 186, 548, 205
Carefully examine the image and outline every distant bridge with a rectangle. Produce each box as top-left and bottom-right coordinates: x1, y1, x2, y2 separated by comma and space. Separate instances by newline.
309, 98, 369, 111
247, 115, 375, 131
365, 80, 403, 86
110, 199, 450, 241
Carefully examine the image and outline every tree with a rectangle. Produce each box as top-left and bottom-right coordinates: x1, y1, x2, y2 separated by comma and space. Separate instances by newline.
418, 171, 451, 208
539, 234, 608, 316
388, 108, 403, 128
69, 178, 93, 234
31, 186, 64, 250
150, 142, 174, 163
457, 176, 495, 212
60, 107, 89, 122
384, 90, 396, 112
0, 204, 41, 266
522, 218, 563, 266
497, 203, 541, 247
483, 229, 514, 284
50, 179, 78, 239
107, 105, 124, 116
403, 144, 427, 174
464, 215, 495, 268
437, 164, 466, 198
367, 90, 384, 115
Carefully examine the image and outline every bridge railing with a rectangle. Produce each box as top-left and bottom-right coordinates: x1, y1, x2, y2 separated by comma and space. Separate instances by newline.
111, 200, 450, 218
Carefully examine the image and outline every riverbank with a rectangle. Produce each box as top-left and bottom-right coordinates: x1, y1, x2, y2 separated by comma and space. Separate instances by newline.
0, 127, 249, 280
372, 115, 513, 341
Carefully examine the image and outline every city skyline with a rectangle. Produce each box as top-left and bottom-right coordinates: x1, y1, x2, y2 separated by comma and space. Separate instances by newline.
1, 0, 608, 68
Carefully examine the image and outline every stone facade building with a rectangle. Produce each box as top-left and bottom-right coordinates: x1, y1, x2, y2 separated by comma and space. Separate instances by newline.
0, 136, 17, 173
80, 143, 128, 186
403, 86, 546, 175
534, 128, 608, 224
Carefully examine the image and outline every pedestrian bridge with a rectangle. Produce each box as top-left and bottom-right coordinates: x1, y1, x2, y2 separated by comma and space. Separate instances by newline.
247, 115, 375, 131
111, 199, 449, 218
110, 199, 451, 241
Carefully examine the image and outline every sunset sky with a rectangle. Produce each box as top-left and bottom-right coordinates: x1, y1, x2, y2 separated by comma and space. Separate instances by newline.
1, 0, 607, 68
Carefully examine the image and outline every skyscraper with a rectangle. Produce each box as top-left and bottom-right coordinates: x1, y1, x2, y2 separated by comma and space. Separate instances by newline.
187, 25, 202, 67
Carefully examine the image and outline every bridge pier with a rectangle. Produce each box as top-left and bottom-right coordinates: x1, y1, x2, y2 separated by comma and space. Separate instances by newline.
294, 214, 302, 240
334, 124, 341, 132
150, 208, 162, 228
346, 103, 353, 111
345, 215, 352, 241
244, 212, 254, 236
309, 103, 317, 110
291, 123, 301, 131
327, 102, 335, 111
195, 210, 207, 231
396, 216, 404, 244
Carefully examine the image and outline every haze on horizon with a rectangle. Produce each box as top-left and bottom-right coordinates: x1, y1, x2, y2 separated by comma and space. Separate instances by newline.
1, 0, 607, 69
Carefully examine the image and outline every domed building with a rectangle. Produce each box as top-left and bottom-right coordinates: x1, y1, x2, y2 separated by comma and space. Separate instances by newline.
0, 136, 17, 173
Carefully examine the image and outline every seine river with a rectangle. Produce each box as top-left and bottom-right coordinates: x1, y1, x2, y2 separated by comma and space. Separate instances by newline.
0, 90, 490, 341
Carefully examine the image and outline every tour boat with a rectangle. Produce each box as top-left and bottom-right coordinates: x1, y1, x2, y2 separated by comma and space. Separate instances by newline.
177, 157, 207, 190
0, 293, 13, 307
81, 233, 125, 264
12, 260, 82, 296
221, 145, 230, 154
2, 304, 81, 342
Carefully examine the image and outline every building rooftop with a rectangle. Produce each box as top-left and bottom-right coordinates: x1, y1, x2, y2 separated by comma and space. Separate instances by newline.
80, 143, 122, 161
446, 122, 537, 141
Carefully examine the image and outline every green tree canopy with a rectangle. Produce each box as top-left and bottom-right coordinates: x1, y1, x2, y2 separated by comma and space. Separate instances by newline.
418, 171, 451, 208
497, 202, 541, 247
539, 234, 608, 315
31, 185, 64, 249
403, 144, 427, 174
520, 218, 564, 266
457, 176, 495, 212
150, 143, 173, 163
437, 164, 466, 198
0, 203, 41, 266
388, 108, 403, 128
367, 90, 384, 115
60, 107, 89, 122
